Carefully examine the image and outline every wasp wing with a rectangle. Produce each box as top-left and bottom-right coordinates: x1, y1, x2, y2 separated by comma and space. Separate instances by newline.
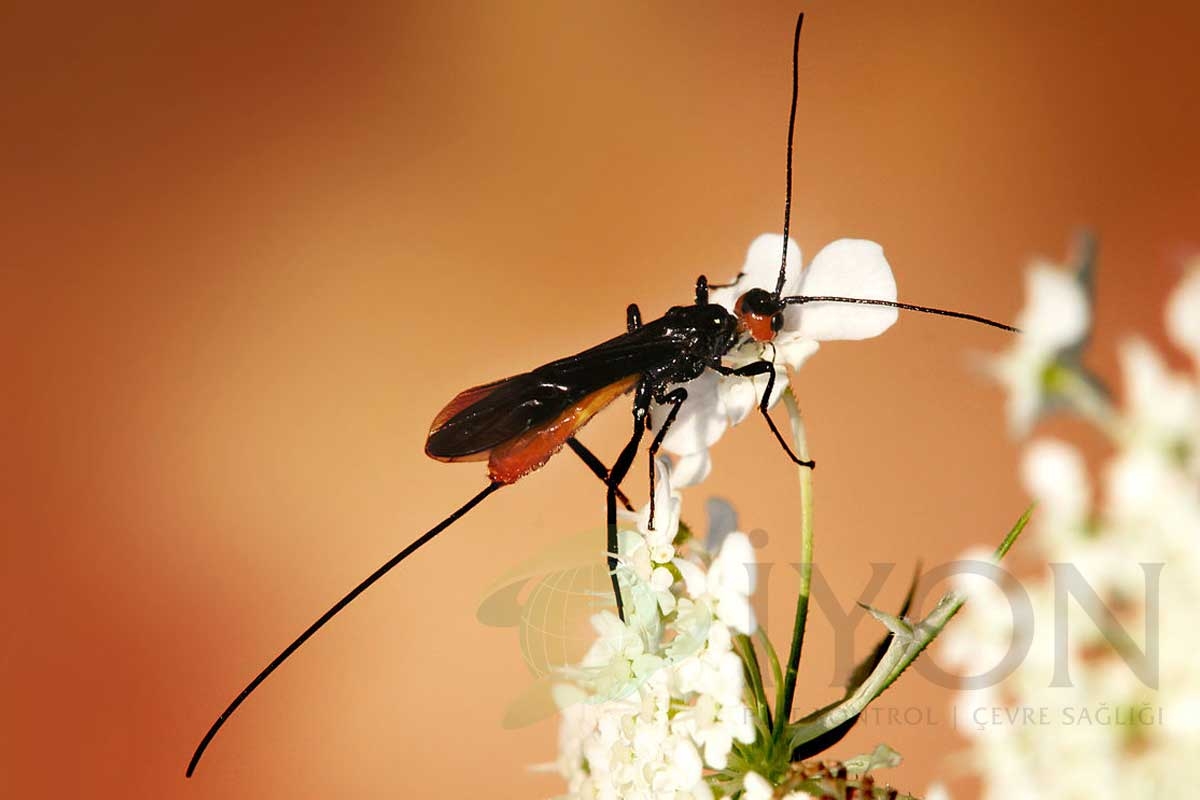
424, 327, 682, 462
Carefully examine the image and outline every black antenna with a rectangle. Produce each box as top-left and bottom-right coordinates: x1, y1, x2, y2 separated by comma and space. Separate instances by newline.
767, 13, 1018, 337
782, 295, 1020, 333
774, 12, 805, 297
186, 480, 504, 777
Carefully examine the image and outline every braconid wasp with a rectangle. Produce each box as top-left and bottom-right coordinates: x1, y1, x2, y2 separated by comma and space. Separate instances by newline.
186, 11, 1018, 778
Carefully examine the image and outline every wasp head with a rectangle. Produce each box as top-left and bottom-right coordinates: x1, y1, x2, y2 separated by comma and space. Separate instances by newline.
734, 288, 784, 342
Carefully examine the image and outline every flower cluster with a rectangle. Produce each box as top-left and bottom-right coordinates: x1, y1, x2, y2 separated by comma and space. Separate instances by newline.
553, 459, 760, 799
946, 256, 1200, 798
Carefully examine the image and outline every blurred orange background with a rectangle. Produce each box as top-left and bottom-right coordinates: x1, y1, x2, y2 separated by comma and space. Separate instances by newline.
5, 1, 1198, 798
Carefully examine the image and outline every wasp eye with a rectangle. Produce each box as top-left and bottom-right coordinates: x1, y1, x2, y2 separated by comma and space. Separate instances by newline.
735, 288, 779, 316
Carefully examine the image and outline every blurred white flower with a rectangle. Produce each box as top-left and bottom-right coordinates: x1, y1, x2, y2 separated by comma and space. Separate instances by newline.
1021, 439, 1090, 528
1117, 337, 1200, 463
924, 783, 951, 800
1166, 262, 1200, 363
953, 261, 1200, 800
1020, 438, 1093, 559
989, 259, 1091, 435
741, 772, 775, 800
939, 547, 1019, 680
654, 233, 897, 484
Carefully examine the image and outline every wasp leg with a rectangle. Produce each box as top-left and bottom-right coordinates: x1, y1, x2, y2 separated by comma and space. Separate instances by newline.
718, 360, 815, 469
566, 437, 633, 512
626, 303, 642, 333
707, 271, 745, 289
606, 382, 651, 621
645, 387, 688, 531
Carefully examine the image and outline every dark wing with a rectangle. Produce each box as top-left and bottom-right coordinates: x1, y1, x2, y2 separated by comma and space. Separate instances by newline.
425, 325, 683, 461
425, 373, 584, 461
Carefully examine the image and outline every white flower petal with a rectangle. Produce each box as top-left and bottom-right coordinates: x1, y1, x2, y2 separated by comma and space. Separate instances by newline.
719, 372, 759, 426
791, 239, 899, 341
1017, 262, 1089, 350
924, 783, 950, 800
711, 531, 757, 596
1119, 337, 1199, 446
649, 566, 674, 591
637, 457, 680, 536
671, 738, 704, 787
674, 559, 708, 599
1166, 264, 1200, 362
673, 450, 712, 488
653, 372, 728, 456
744, 233, 804, 296
715, 590, 756, 635
743, 771, 775, 800
701, 727, 733, 770
1021, 438, 1090, 524
774, 334, 821, 371
704, 497, 739, 552
711, 234, 803, 310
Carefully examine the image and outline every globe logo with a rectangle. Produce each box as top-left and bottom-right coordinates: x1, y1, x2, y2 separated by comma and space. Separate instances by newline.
515, 561, 612, 679
477, 526, 645, 727
477, 500, 741, 727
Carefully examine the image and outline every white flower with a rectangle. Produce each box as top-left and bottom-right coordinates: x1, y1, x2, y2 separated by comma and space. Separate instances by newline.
1117, 337, 1200, 462
1020, 438, 1094, 560
924, 783, 950, 800
653, 233, 897, 484
674, 531, 758, 635
989, 260, 1091, 435
633, 457, 683, 561
740, 772, 816, 800
615, 457, 685, 617
1021, 438, 1090, 530
938, 547, 1018, 679
556, 501, 760, 796
962, 246, 1200, 800
1166, 262, 1200, 364
575, 610, 663, 703
742, 771, 775, 800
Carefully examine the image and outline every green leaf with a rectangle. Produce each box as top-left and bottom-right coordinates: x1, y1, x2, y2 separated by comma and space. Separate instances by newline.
790, 566, 921, 760
786, 508, 1032, 754
861, 604, 915, 639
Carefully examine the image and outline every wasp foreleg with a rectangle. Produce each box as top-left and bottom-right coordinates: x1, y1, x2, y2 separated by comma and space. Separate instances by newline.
717, 360, 815, 469
646, 387, 688, 532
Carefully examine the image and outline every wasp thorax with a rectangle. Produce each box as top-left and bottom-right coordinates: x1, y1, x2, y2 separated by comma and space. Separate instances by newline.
734, 288, 784, 342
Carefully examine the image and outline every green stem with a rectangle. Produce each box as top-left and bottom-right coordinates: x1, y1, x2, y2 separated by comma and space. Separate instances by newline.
774, 386, 814, 738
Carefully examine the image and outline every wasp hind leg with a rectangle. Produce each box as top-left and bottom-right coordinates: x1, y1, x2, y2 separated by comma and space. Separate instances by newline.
605, 383, 651, 621
566, 437, 633, 512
